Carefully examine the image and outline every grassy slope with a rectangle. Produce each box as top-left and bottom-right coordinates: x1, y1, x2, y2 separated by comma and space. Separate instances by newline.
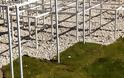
3, 38, 124, 78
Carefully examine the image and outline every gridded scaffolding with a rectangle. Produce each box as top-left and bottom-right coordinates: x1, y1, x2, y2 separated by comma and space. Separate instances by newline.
0, 0, 124, 78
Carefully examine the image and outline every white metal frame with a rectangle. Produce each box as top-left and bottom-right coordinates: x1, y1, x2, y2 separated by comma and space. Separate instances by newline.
0, 0, 124, 78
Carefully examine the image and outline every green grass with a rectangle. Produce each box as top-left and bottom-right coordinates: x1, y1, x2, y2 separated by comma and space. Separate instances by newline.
3, 37, 124, 78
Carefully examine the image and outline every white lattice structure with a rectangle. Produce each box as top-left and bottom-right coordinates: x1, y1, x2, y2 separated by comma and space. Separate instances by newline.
0, 0, 124, 78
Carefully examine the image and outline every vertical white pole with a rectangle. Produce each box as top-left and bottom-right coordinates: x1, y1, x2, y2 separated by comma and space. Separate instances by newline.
27, 0, 31, 38
35, 18, 38, 49
28, 15, 31, 38
76, 0, 79, 41
115, 10, 117, 38
42, 0, 45, 26
35, 1, 38, 17
10, 15, 14, 44
89, 0, 91, 37
55, 0, 60, 63
35, 1, 38, 49
83, 0, 85, 44
16, 6, 24, 78
1, 0, 4, 21
7, 6, 14, 78
100, 0, 102, 27
50, 0, 54, 38
3, 7, 5, 26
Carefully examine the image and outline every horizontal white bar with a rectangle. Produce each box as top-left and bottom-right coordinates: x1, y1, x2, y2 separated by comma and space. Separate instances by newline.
0, 4, 8, 7
78, 3, 101, 15
86, 4, 101, 11
36, 12, 50, 18
93, 8, 116, 11
103, 3, 122, 5
16, 0, 39, 7
10, 5, 40, 15
116, 6, 122, 10
57, 2, 76, 12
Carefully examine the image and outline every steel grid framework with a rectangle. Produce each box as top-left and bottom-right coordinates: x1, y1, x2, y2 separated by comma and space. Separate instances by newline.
0, 0, 123, 78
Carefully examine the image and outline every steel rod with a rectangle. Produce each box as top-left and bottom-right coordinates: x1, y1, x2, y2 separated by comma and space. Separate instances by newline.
16, 0, 38, 7
42, 0, 45, 26
115, 10, 117, 38
35, 18, 38, 49
89, 0, 91, 37
93, 8, 118, 11
10, 15, 14, 44
28, 12, 31, 38
78, 3, 101, 15
16, 5, 24, 78
27, 0, 31, 38
50, 0, 54, 38
7, 6, 14, 78
76, 0, 79, 41
36, 1, 38, 49
100, 0, 102, 27
3, 7, 5, 26
55, 0, 60, 63
83, 0, 85, 44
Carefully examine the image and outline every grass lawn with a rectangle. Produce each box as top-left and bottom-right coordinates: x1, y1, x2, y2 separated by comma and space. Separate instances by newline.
3, 37, 124, 78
